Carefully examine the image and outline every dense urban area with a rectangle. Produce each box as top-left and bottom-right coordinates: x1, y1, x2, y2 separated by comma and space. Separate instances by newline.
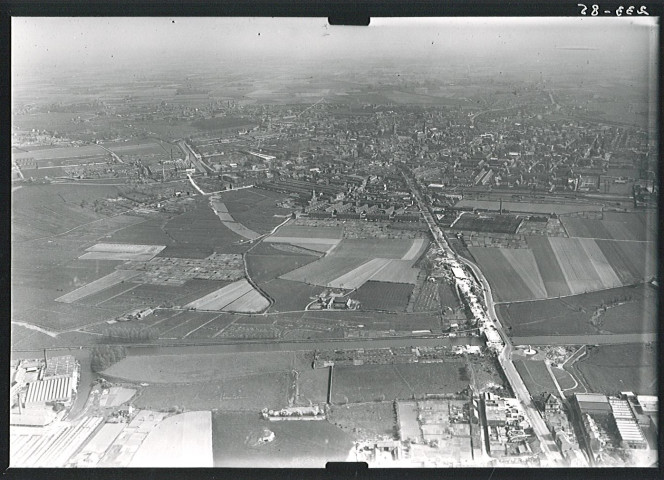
10, 19, 658, 469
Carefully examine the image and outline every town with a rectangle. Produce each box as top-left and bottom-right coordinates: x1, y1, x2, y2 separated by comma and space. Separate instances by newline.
10, 17, 658, 469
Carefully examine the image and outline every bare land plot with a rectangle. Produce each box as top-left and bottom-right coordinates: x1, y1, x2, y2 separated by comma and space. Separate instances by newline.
468, 247, 539, 302
526, 236, 572, 297
102, 350, 295, 383
155, 245, 214, 259
79, 243, 166, 261
351, 281, 414, 312
332, 362, 469, 404
329, 402, 397, 440
55, 270, 142, 303
129, 411, 213, 468
513, 360, 559, 398
455, 199, 603, 215
246, 250, 318, 284
396, 401, 422, 442
574, 343, 657, 395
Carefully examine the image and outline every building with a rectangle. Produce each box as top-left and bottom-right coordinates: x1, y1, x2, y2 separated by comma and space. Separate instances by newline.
574, 393, 611, 416
609, 398, 648, 450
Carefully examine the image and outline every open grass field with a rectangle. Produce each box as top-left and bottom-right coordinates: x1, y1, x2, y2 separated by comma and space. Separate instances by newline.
212, 412, 354, 468
513, 360, 559, 398
103, 350, 296, 383
329, 402, 397, 440
297, 367, 330, 405
332, 362, 469, 404
218, 188, 292, 234
12, 184, 123, 241
455, 199, 603, 215
497, 283, 657, 337
351, 281, 414, 312
574, 343, 657, 395
260, 279, 323, 312
134, 372, 291, 412
129, 411, 213, 468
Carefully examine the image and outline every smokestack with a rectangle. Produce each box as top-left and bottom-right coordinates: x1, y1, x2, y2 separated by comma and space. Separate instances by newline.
44, 349, 48, 369
499, 198, 503, 215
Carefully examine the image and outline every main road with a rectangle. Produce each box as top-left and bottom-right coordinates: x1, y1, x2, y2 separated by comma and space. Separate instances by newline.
400, 165, 563, 465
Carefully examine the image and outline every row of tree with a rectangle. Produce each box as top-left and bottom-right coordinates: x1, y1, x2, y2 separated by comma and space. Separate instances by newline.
91, 345, 127, 373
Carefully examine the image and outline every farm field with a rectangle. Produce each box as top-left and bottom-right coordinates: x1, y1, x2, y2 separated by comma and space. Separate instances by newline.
351, 281, 414, 312
279, 238, 426, 290
472, 236, 654, 302
260, 279, 323, 312
134, 373, 291, 412
102, 350, 297, 383
183, 279, 266, 312
212, 412, 354, 468
573, 343, 657, 395
331, 362, 469, 404
561, 211, 656, 242
328, 402, 397, 440
246, 247, 319, 284
129, 411, 213, 468
513, 360, 559, 398
497, 283, 657, 337
413, 280, 440, 312
454, 199, 603, 214
175, 313, 240, 339
54, 270, 142, 303
468, 247, 541, 302
397, 401, 422, 442
452, 213, 523, 234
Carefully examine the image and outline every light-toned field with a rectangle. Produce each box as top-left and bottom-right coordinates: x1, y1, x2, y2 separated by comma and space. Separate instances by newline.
79, 243, 166, 261
55, 269, 141, 303
500, 248, 547, 298
221, 221, 261, 240
279, 238, 426, 289
368, 260, 419, 285
271, 224, 343, 239
397, 401, 422, 442
183, 279, 269, 312
105, 142, 168, 156
328, 258, 392, 289
209, 198, 261, 240
76, 423, 125, 456
100, 387, 136, 407
473, 236, 654, 302
13, 144, 108, 161
129, 411, 213, 467
222, 289, 271, 313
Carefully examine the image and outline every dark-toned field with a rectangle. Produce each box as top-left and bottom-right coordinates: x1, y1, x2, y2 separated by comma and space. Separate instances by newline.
497, 283, 657, 337
246, 246, 318, 284
351, 281, 414, 312
332, 362, 469, 404
513, 360, 558, 398
212, 412, 354, 468
526, 236, 572, 297
260, 279, 323, 312
573, 343, 657, 395
219, 188, 291, 234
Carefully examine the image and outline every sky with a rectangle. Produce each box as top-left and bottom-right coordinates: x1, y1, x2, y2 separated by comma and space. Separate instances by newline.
12, 17, 658, 76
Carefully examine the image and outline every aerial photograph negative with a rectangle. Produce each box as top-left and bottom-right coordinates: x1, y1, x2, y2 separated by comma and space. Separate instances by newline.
9, 15, 659, 469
